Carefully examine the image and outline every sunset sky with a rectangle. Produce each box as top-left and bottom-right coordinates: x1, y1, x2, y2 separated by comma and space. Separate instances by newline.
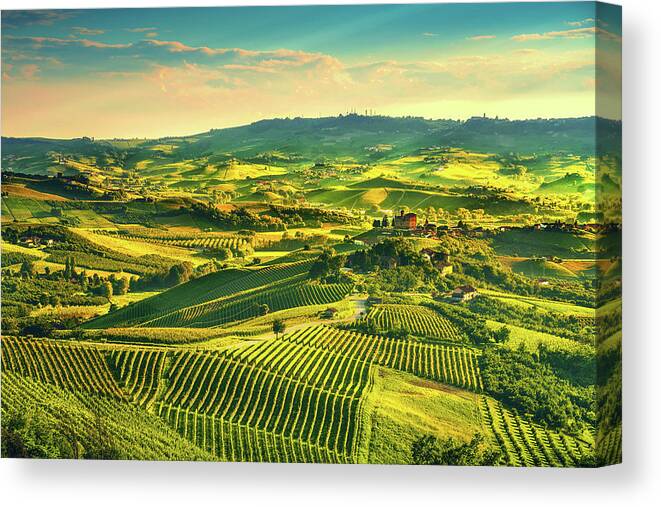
1, 3, 622, 139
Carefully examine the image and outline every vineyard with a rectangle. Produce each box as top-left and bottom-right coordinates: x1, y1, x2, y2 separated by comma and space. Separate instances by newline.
155, 341, 372, 462
109, 349, 167, 406
1, 335, 374, 463
1, 336, 124, 399
480, 396, 592, 467
136, 279, 353, 328
155, 405, 352, 463
1, 371, 215, 461
282, 326, 483, 391
86, 260, 319, 328
361, 304, 464, 342
596, 426, 622, 464
93, 230, 257, 253
1, 330, 603, 465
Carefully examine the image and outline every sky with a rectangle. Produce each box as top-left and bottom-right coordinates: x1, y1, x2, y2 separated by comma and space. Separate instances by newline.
1, 3, 622, 139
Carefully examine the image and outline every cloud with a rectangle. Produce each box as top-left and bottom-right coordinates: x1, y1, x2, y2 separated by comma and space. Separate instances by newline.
467, 35, 496, 41
566, 18, 595, 27
20, 64, 40, 79
512, 48, 539, 56
5, 35, 131, 49
2, 62, 14, 80
3, 35, 344, 79
72, 26, 105, 36
422, 32, 438, 37
126, 27, 157, 33
2, 34, 608, 137
2, 10, 73, 28
512, 26, 620, 43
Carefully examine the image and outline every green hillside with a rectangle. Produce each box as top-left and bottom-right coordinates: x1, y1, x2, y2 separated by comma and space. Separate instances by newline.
536, 172, 593, 194
509, 258, 579, 280
491, 229, 597, 259
3, 116, 620, 179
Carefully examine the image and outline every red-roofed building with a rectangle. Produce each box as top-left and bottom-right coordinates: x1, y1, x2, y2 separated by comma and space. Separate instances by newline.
393, 209, 417, 229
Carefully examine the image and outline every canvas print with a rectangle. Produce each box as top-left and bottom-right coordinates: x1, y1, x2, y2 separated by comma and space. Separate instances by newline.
0, 2, 621, 466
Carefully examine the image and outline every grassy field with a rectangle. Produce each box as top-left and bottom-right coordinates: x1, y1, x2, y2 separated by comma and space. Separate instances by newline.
74, 229, 209, 266
505, 258, 579, 280
486, 320, 593, 355
479, 288, 595, 317
491, 229, 597, 259
363, 367, 483, 464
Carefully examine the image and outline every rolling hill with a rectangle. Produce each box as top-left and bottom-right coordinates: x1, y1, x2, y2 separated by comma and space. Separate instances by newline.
2, 115, 621, 178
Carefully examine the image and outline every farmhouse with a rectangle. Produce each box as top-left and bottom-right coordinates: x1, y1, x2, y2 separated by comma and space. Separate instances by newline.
321, 307, 339, 319
393, 209, 417, 229
451, 285, 478, 302
423, 219, 437, 232
421, 248, 454, 276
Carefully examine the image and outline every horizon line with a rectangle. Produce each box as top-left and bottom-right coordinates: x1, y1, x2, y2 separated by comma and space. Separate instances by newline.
1, 113, 620, 142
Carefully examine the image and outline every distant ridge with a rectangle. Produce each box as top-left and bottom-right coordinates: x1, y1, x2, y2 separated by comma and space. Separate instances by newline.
2, 115, 622, 176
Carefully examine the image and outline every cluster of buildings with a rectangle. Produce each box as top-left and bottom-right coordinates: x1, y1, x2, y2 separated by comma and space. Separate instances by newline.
18, 236, 54, 248
374, 210, 617, 240
372, 210, 482, 239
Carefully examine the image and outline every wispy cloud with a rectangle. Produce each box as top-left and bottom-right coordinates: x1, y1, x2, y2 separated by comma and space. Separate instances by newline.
126, 27, 157, 33
512, 26, 620, 43
5, 35, 130, 49
467, 35, 496, 41
422, 32, 438, 37
20, 64, 40, 79
3, 35, 343, 77
2, 10, 73, 28
72, 26, 105, 36
566, 18, 595, 27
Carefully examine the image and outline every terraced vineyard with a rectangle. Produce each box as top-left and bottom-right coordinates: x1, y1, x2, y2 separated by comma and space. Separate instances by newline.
138, 279, 353, 328
480, 396, 592, 467
1, 371, 214, 461
1, 336, 124, 399
156, 405, 351, 463
282, 325, 482, 391
94, 230, 255, 252
362, 304, 464, 342
596, 426, 622, 464
86, 260, 317, 328
109, 349, 167, 406
1, 335, 373, 463
154, 338, 374, 462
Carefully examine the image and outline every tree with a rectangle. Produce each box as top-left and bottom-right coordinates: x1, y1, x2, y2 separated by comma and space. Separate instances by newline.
258, 304, 270, 316
309, 249, 345, 282
166, 262, 193, 286
272, 319, 286, 338
20, 260, 36, 278
114, 277, 129, 296
411, 433, 501, 466
491, 325, 510, 343
100, 281, 113, 300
